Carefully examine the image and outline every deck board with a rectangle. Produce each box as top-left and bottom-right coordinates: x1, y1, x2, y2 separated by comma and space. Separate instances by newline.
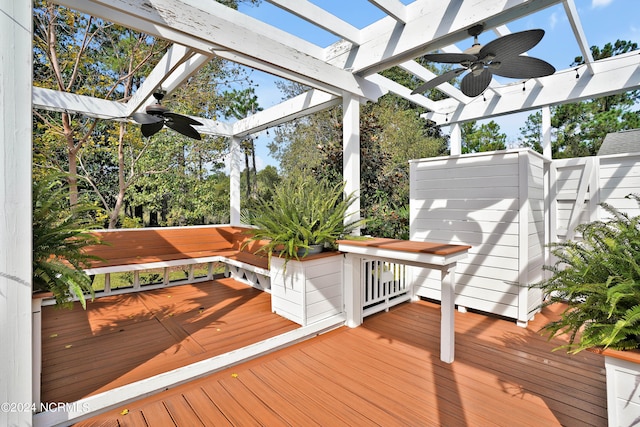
76, 299, 608, 427
40, 279, 298, 403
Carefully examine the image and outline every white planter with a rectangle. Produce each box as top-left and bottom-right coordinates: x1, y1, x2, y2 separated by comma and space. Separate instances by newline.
602, 350, 640, 427
270, 252, 343, 326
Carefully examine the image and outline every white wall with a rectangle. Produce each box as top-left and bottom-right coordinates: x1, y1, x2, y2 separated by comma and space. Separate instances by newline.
410, 149, 547, 324
551, 153, 640, 243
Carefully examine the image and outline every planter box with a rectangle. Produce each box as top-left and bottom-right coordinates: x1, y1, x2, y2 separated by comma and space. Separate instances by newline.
270, 252, 343, 326
597, 348, 640, 427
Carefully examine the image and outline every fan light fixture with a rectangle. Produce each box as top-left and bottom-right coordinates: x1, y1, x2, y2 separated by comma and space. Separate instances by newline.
411, 24, 556, 98
131, 90, 203, 140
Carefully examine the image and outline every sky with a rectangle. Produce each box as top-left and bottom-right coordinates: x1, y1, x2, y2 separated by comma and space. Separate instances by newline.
234, 0, 639, 170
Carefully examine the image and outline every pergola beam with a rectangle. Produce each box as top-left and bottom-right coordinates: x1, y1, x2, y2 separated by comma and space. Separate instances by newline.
424, 51, 640, 125
398, 60, 470, 103
64, 0, 383, 101
126, 45, 207, 116
326, 0, 560, 75
367, 0, 407, 24
265, 0, 361, 45
365, 73, 438, 110
55, 0, 351, 97
563, 0, 595, 75
233, 90, 341, 137
32, 87, 234, 137
33, 87, 129, 120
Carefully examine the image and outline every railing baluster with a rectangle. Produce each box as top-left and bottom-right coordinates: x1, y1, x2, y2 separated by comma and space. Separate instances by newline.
361, 258, 410, 317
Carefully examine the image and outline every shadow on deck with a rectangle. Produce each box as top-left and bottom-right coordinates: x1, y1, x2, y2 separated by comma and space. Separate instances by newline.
40, 278, 298, 403
72, 299, 607, 427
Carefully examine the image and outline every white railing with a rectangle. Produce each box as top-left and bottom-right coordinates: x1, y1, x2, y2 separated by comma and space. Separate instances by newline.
41, 261, 223, 306
362, 259, 410, 317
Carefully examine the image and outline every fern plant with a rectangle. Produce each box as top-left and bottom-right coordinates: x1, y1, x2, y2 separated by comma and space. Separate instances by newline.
535, 194, 640, 353
245, 173, 364, 260
33, 172, 102, 308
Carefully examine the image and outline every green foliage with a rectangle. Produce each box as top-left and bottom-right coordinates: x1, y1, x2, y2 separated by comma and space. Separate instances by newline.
33, 172, 103, 309
535, 194, 640, 353
366, 203, 410, 240
520, 40, 640, 158
245, 173, 364, 260
271, 90, 447, 239
461, 121, 507, 153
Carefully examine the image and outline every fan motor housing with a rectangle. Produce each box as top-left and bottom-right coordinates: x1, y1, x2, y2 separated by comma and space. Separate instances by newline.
145, 103, 168, 116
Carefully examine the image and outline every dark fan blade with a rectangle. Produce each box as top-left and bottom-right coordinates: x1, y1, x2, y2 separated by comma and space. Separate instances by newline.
164, 112, 203, 126
410, 68, 466, 95
460, 68, 492, 97
491, 56, 556, 79
165, 116, 202, 140
140, 121, 164, 137
422, 52, 477, 64
132, 112, 163, 125
478, 29, 544, 61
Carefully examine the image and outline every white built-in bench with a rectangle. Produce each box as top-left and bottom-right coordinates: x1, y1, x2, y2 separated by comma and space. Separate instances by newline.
78, 225, 271, 297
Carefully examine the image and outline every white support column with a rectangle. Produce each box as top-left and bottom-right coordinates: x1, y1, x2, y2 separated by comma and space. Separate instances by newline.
229, 136, 242, 225
342, 94, 360, 235
449, 123, 462, 156
542, 106, 552, 159
1, 0, 34, 425
343, 254, 363, 328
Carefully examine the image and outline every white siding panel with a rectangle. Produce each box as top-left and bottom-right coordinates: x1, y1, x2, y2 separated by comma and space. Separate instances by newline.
413, 186, 519, 200
411, 149, 546, 324
552, 154, 640, 242
412, 198, 520, 211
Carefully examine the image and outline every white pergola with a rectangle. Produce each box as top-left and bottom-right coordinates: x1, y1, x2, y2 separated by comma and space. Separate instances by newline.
1, 1, 639, 424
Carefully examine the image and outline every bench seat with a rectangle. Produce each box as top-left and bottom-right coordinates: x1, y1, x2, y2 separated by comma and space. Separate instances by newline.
81, 225, 271, 292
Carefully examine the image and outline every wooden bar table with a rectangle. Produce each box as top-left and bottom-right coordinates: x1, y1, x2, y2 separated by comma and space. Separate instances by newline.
337, 238, 471, 363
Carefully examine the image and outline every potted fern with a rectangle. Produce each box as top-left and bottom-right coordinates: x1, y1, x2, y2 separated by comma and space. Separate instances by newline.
245, 174, 364, 326
245, 173, 363, 260
534, 194, 640, 426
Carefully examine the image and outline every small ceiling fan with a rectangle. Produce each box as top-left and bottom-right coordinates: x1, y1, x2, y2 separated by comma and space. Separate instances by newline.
411, 24, 556, 98
131, 90, 203, 140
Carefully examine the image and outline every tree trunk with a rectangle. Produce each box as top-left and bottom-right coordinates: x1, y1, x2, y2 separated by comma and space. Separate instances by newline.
250, 138, 257, 194
149, 211, 159, 227
108, 123, 128, 229
245, 148, 251, 200
134, 205, 144, 223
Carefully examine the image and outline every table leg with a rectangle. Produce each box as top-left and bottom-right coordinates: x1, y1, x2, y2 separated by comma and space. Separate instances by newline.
440, 264, 456, 363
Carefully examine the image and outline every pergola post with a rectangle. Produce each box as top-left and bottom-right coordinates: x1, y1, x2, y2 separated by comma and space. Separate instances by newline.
542, 106, 552, 158
0, 0, 34, 425
450, 123, 462, 155
342, 93, 360, 235
229, 136, 242, 225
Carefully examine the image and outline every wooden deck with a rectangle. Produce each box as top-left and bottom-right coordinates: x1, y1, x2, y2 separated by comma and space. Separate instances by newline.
73, 299, 607, 427
40, 278, 298, 403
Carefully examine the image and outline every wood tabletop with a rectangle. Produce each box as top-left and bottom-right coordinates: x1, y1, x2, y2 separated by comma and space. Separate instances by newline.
336, 237, 471, 256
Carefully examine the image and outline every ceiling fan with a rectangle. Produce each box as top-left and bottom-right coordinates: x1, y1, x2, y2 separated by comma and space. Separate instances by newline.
411, 24, 556, 98
131, 91, 203, 140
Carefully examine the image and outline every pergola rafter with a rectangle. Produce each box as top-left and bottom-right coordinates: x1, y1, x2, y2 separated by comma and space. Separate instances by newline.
39, 0, 638, 139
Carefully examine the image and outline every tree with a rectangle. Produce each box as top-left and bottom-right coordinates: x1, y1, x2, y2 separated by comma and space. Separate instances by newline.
270, 81, 448, 238
461, 121, 507, 153
520, 40, 640, 158
223, 88, 262, 200
33, 1, 260, 228
33, 2, 169, 208
519, 111, 543, 154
